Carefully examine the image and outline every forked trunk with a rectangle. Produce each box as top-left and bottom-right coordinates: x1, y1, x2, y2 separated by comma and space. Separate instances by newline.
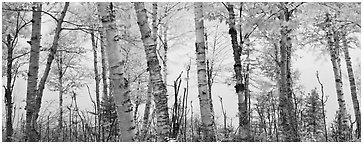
324, 13, 350, 141
134, 2, 170, 141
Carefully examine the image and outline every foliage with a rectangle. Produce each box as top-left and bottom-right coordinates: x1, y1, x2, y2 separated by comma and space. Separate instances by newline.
301, 88, 325, 142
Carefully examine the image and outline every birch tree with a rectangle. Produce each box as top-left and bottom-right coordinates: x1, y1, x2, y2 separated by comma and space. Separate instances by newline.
225, 2, 249, 141
277, 2, 301, 142
2, 3, 32, 141
340, 25, 361, 138
97, 2, 135, 141
134, 2, 170, 141
141, 2, 158, 140
194, 2, 216, 142
24, 2, 42, 141
27, 3, 70, 141
322, 12, 350, 141
342, 32, 361, 139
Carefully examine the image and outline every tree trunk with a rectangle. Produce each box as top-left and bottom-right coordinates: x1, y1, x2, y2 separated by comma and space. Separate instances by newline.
97, 2, 135, 141
324, 13, 350, 141
25, 2, 42, 141
193, 2, 216, 142
134, 2, 170, 141
342, 32, 361, 139
56, 51, 64, 141
162, 24, 168, 86
5, 34, 14, 142
158, 4, 169, 86
140, 2, 157, 141
278, 3, 299, 142
91, 29, 101, 141
226, 3, 248, 141
141, 78, 153, 141
99, 23, 108, 142
30, 3, 69, 141
99, 27, 108, 100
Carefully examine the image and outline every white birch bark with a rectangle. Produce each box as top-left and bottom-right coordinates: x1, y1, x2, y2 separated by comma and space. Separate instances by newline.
97, 2, 135, 141
134, 2, 170, 141
194, 2, 216, 142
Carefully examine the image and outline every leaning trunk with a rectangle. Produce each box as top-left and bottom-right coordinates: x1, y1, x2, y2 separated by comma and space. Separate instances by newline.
226, 3, 248, 141
342, 32, 361, 139
33, 4, 69, 141
97, 2, 135, 141
134, 2, 170, 141
25, 2, 42, 141
324, 13, 350, 141
193, 2, 216, 142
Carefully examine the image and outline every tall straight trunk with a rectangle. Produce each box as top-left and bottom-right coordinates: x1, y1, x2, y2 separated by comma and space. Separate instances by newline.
56, 52, 64, 141
279, 3, 300, 142
226, 3, 248, 141
162, 24, 168, 85
324, 13, 349, 141
205, 34, 217, 140
31, 3, 69, 141
277, 3, 299, 142
342, 32, 361, 139
244, 61, 251, 139
99, 26, 108, 142
99, 29, 108, 100
5, 34, 14, 142
97, 2, 135, 141
25, 3, 42, 142
92, 30, 100, 140
91, 30, 101, 141
193, 2, 216, 142
134, 2, 170, 141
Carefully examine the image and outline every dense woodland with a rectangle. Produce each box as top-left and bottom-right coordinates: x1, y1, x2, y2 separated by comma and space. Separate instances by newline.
1, 2, 361, 142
